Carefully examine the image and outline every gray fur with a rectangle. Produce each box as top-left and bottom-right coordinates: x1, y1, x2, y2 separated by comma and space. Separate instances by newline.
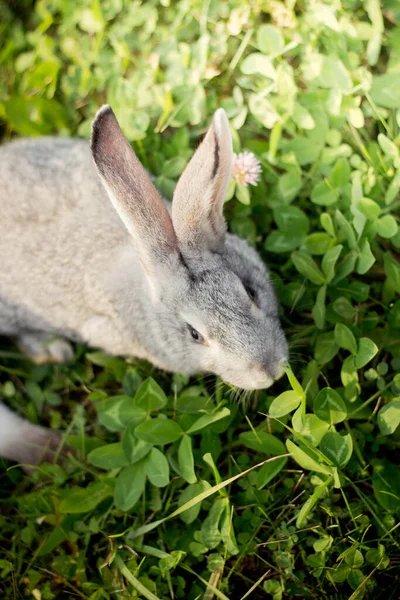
0, 106, 288, 465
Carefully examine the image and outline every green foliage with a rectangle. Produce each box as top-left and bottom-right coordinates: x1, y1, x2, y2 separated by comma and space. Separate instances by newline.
1, 0, 400, 598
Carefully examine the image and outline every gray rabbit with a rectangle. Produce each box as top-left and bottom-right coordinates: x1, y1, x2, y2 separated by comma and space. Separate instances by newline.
0, 106, 288, 467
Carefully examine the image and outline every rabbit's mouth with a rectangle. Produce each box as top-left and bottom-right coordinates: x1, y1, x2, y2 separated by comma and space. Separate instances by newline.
223, 371, 274, 391
251, 378, 275, 390
225, 377, 274, 391
222, 357, 287, 390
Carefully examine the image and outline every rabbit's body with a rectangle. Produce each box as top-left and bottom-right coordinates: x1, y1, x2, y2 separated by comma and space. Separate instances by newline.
0, 138, 148, 359
0, 107, 288, 467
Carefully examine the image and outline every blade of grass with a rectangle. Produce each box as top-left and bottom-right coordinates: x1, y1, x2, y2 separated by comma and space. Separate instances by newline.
180, 564, 230, 600
0, 364, 30, 376
114, 554, 161, 600
348, 564, 379, 600
124, 454, 290, 541
227, 28, 254, 75
203, 565, 224, 600
348, 379, 394, 418
239, 570, 270, 599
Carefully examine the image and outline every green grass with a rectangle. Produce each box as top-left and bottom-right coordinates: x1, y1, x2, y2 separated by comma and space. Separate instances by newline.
1, 0, 400, 598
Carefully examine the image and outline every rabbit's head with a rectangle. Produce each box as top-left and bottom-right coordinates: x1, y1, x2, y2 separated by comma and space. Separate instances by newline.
91, 106, 288, 389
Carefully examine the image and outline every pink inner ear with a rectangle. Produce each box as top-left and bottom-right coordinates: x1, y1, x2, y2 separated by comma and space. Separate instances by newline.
99, 125, 119, 155
171, 111, 231, 251
91, 106, 132, 173
91, 105, 179, 260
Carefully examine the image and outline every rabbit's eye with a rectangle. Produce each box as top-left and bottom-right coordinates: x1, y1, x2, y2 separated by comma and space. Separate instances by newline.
187, 324, 204, 343
244, 284, 258, 305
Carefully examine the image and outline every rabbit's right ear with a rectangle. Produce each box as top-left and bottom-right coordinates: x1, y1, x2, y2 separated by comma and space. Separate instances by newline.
91, 106, 179, 276
172, 109, 232, 252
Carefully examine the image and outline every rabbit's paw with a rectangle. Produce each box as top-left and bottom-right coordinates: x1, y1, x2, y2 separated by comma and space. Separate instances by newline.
20, 427, 66, 473
16, 332, 74, 364
3, 422, 67, 473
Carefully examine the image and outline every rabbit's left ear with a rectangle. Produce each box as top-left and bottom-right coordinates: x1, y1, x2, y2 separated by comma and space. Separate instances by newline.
91, 105, 179, 278
172, 109, 232, 252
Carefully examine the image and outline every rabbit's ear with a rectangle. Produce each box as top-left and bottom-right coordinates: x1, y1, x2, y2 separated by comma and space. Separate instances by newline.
91, 106, 179, 274
172, 109, 232, 251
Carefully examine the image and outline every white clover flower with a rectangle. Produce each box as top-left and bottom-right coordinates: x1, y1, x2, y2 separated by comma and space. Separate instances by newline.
231, 151, 262, 187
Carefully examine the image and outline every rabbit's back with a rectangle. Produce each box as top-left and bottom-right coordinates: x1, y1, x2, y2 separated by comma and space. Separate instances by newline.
0, 137, 113, 220
0, 137, 130, 337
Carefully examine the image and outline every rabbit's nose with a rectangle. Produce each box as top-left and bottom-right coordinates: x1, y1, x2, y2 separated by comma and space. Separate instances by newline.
261, 357, 287, 381
259, 361, 274, 381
